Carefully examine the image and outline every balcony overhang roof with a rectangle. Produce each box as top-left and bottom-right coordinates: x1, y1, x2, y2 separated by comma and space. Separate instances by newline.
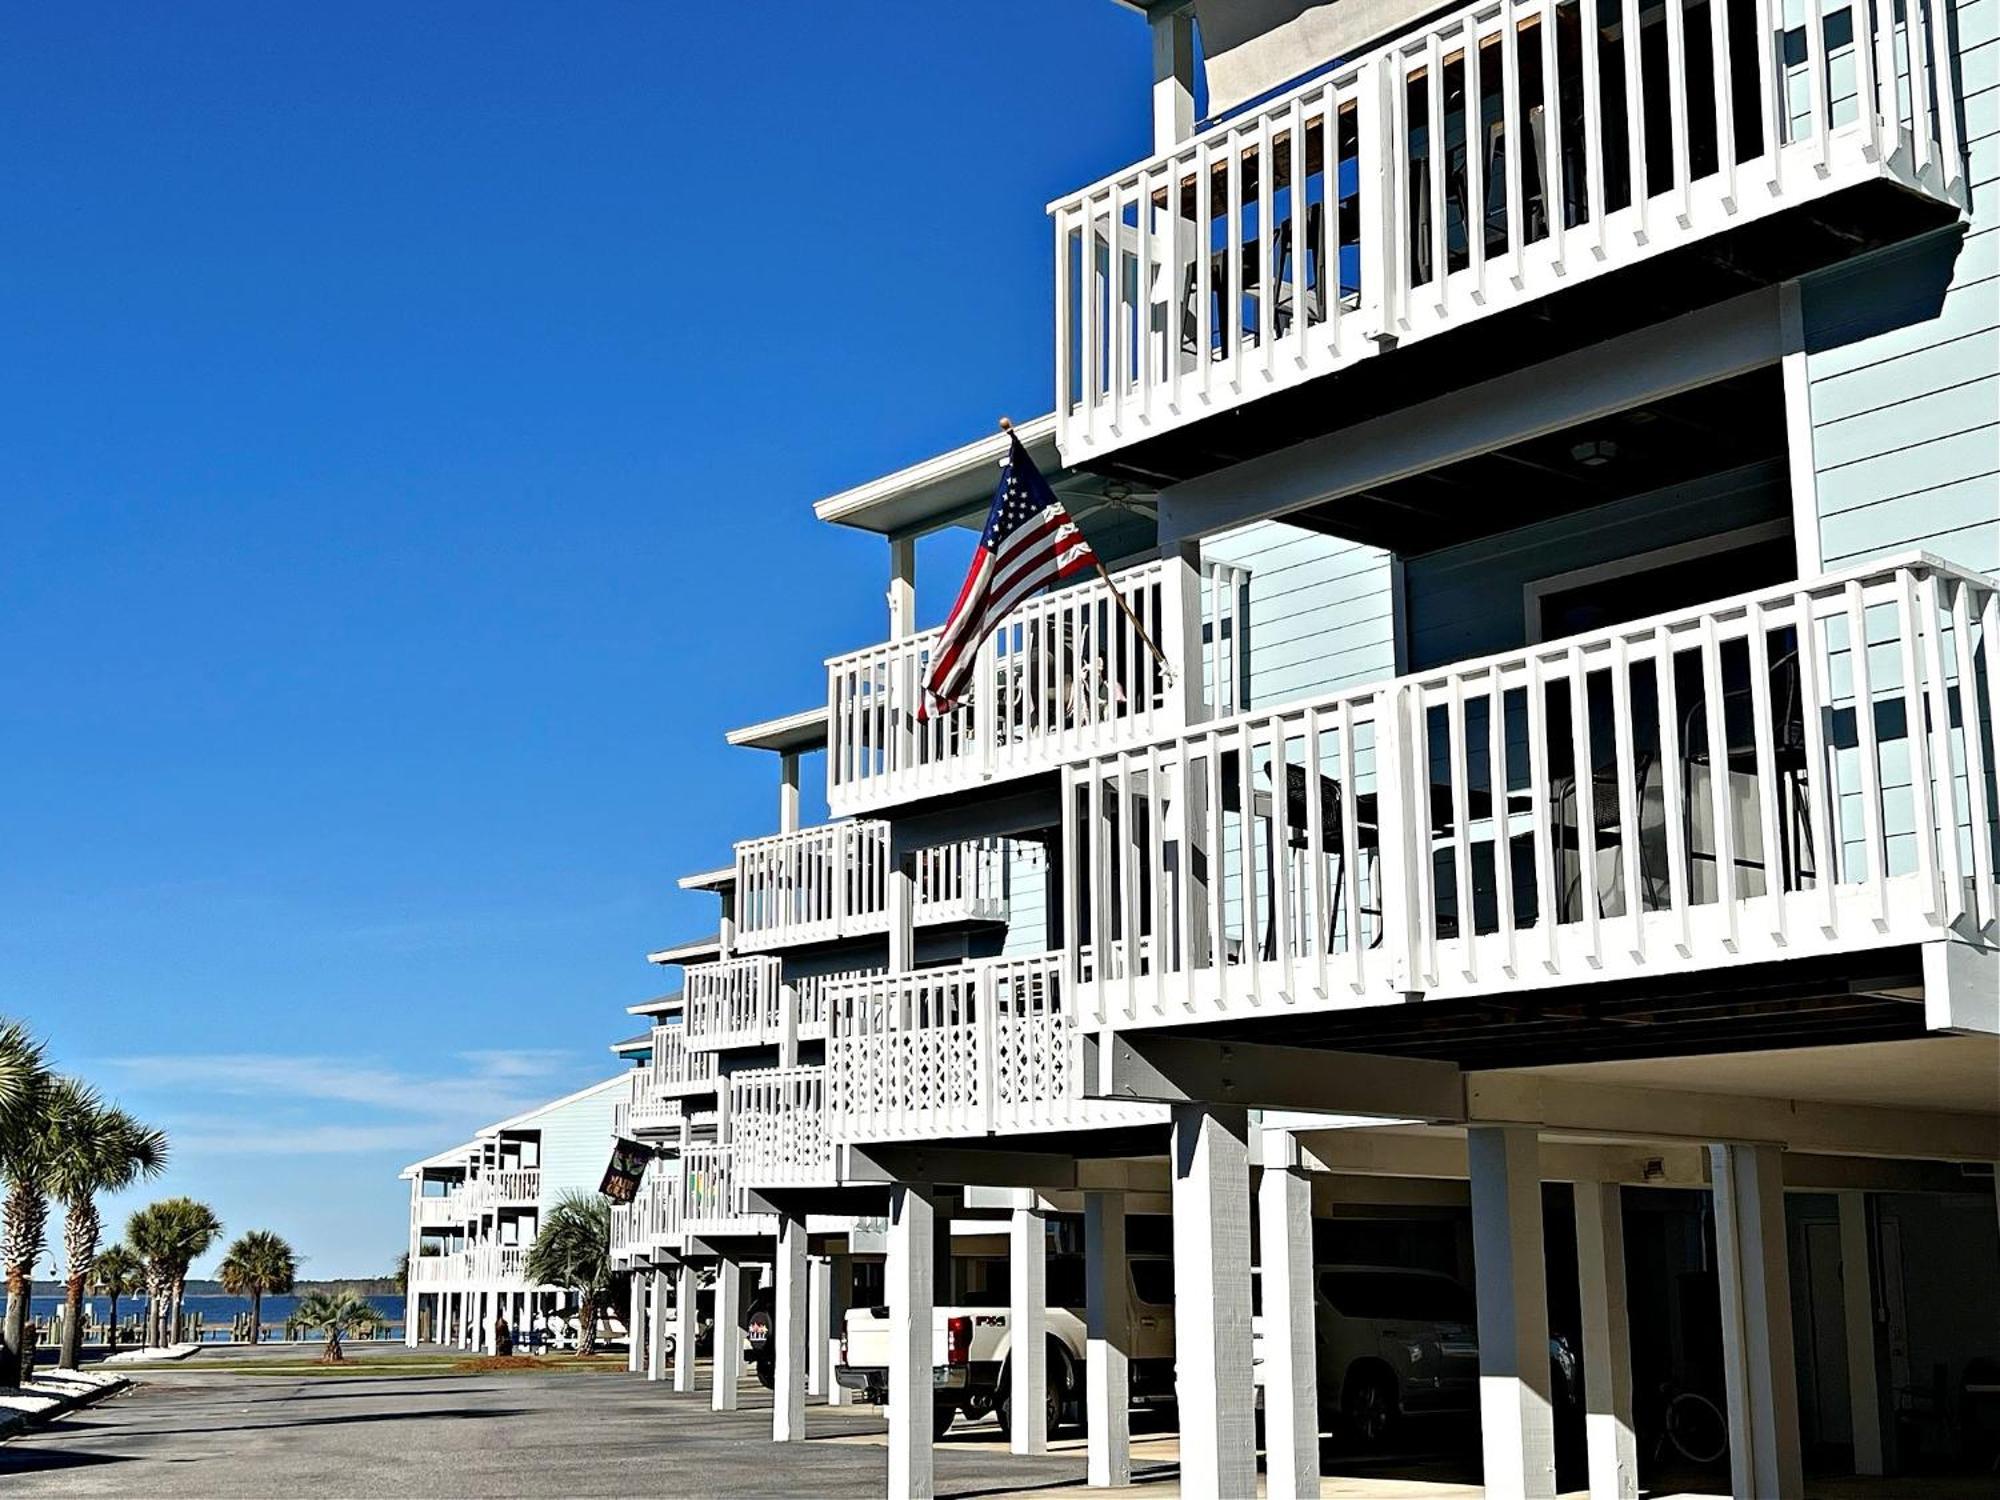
725, 705, 829, 754
626, 991, 686, 1017
677, 866, 736, 892
646, 932, 723, 967
609, 1031, 653, 1054
400, 1142, 476, 1178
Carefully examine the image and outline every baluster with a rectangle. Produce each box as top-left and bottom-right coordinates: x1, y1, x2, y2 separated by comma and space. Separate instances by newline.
1919, 572, 1965, 923
1147, 743, 1169, 1017
1288, 95, 1310, 367
1174, 738, 1199, 1016
1710, 0, 1739, 209
1196, 138, 1215, 402
1666, 0, 1694, 223
1904, 0, 1936, 179
1305, 705, 1331, 1000
1427, 31, 1450, 316
1623, 0, 1649, 235
1896, 573, 1942, 922
1501, 0, 1527, 278
1448, 675, 1477, 981
1110, 178, 1128, 433
1257, 111, 1277, 375
1567, 646, 1603, 967
1804, 0, 1830, 174
1610, 635, 1646, 962
1526, 653, 1561, 971
1950, 580, 1997, 929
1137, 169, 1155, 424
1227, 135, 1246, 389
1207, 729, 1231, 1010
1746, 599, 1788, 945
1341, 697, 1366, 991
1055, 207, 1074, 418
1581, 0, 1607, 250
1268, 717, 1298, 1002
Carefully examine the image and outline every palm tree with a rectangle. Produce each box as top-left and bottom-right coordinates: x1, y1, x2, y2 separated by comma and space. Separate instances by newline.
44, 1081, 168, 1368
393, 1250, 409, 1296
89, 1246, 145, 1352
293, 1288, 384, 1363
126, 1199, 222, 1347
524, 1193, 612, 1356
0, 1018, 47, 1120
216, 1231, 297, 1346
0, 1044, 55, 1387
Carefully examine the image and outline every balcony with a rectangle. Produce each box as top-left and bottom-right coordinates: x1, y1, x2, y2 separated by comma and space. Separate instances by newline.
733, 822, 1010, 952
474, 1169, 540, 1206
612, 1157, 685, 1263
1051, 0, 1966, 465
682, 1141, 772, 1237
824, 953, 1169, 1142
1063, 555, 1997, 1032
414, 1193, 468, 1228
632, 1024, 719, 1108
684, 956, 787, 1050
826, 557, 1250, 817
410, 1252, 467, 1285
730, 1065, 836, 1189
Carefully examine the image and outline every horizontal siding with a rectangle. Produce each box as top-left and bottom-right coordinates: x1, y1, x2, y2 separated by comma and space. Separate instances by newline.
1201, 521, 1396, 707
1402, 462, 1792, 671
1801, 0, 2000, 575
1001, 842, 1050, 956
526, 1079, 625, 1211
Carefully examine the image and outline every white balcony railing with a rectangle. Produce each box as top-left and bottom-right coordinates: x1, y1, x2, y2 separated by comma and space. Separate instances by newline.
825, 953, 1168, 1142
613, 1157, 686, 1261
1065, 555, 1998, 1031
1052, 0, 1966, 462
827, 558, 1250, 817
640, 1023, 719, 1100
684, 956, 787, 1050
734, 823, 1010, 952
796, 967, 881, 1041
410, 1252, 465, 1285
681, 1142, 750, 1231
490, 1169, 539, 1203
415, 1193, 468, 1228
730, 1065, 835, 1188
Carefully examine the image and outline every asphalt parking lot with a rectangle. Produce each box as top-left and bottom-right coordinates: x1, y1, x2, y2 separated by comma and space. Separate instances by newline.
0, 1347, 1159, 1499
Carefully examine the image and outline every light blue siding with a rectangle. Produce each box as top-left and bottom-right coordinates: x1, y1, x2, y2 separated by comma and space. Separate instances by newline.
1400, 462, 1793, 671
1800, 0, 2000, 574
524, 1077, 626, 1213
1000, 841, 1050, 956
1201, 521, 1396, 706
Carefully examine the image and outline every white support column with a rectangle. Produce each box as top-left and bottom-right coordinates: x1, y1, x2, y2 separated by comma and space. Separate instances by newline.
404, 1289, 420, 1348
713, 1256, 743, 1412
1171, 1105, 1256, 1500
775, 1214, 809, 1443
1162, 540, 1209, 725
1711, 1143, 1803, 1500
629, 1273, 646, 1374
1468, 1125, 1556, 1500
1085, 1189, 1132, 1488
1574, 1181, 1637, 1500
480, 1289, 495, 1354
826, 1252, 854, 1407
889, 536, 917, 641
647, 1268, 669, 1382
673, 1260, 698, 1393
1836, 1191, 1883, 1476
778, 751, 801, 835
887, 1183, 937, 1500
807, 1255, 831, 1399
1009, 1201, 1049, 1455
1258, 1134, 1321, 1500
1150, 3, 1196, 152
888, 853, 916, 975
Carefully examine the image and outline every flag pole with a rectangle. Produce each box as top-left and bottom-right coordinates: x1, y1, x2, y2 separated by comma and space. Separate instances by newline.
999, 416, 1178, 686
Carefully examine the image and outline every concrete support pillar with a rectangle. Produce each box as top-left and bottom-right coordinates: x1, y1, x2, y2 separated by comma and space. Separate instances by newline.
1574, 1181, 1637, 1500
1468, 1125, 1556, 1500
775, 1214, 809, 1443
888, 1183, 937, 1500
481, 1290, 495, 1354
808, 1255, 831, 1399
1170, 1104, 1256, 1500
826, 1252, 854, 1407
629, 1273, 646, 1374
673, 1260, 698, 1393
1258, 1136, 1321, 1499
404, 1288, 419, 1348
1085, 1189, 1132, 1488
1009, 1202, 1049, 1454
1836, 1191, 1883, 1476
647, 1269, 669, 1382
1711, 1143, 1803, 1500
713, 1257, 743, 1412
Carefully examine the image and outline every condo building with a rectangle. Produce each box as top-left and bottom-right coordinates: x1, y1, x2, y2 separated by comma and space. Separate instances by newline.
401, 1073, 627, 1350
410, 0, 1997, 1496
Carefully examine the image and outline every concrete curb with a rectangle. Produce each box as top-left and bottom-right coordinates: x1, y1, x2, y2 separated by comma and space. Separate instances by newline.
0, 1370, 132, 1443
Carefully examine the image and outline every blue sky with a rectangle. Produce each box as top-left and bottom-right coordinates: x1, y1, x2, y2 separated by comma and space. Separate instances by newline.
1, 2, 1151, 1277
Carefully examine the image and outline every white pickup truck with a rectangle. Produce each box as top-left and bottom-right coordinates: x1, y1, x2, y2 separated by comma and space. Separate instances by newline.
837, 1251, 1177, 1440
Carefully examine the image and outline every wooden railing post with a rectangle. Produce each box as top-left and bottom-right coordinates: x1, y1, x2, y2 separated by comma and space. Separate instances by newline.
1374, 683, 1429, 998
1161, 542, 1208, 727
978, 962, 999, 1136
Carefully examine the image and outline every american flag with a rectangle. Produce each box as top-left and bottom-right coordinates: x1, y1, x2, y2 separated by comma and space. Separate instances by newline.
923, 433, 1098, 713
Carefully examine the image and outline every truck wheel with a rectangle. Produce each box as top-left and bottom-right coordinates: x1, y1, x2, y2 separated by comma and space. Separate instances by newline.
996, 1341, 1071, 1442
933, 1402, 957, 1441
